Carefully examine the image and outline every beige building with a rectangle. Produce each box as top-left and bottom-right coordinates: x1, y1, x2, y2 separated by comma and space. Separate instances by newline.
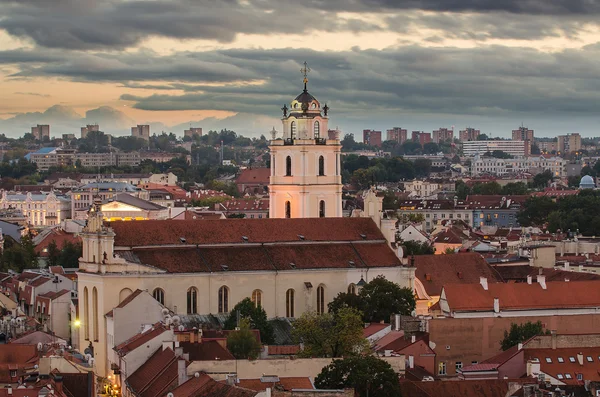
76, 207, 415, 377
81, 124, 100, 139
184, 127, 202, 138
31, 124, 50, 141
404, 180, 440, 199
269, 72, 342, 218
0, 191, 71, 227
131, 125, 150, 141
557, 133, 582, 154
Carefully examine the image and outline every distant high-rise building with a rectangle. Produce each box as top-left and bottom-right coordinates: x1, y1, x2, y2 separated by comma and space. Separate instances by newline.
31, 124, 50, 141
327, 128, 341, 140
557, 133, 582, 154
386, 127, 407, 144
432, 127, 454, 143
131, 125, 150, 141
412, 131, 432, 146
81, 124, 100, 139
363, 129, 382, 147
512, 126, 534, 142
459, 127, 480, 142
184, 127, 202, 138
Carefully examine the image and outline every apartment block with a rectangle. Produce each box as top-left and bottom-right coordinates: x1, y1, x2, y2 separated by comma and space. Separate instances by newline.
184, 127, 203, 138
363, 129, 382, 147
131, 125, 151, 141
459, 127, 480, 142
386, 127, 408, 144
512, 126, 534, 142
462, 140, 530, 157
557, 133, 582, 154
81, 124, 100, 139
31, 124, 50, 141
432, 127, 454, 143
412, 131, 432, 146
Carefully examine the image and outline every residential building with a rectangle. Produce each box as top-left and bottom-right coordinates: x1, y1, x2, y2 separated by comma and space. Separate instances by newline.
470, 156, 566, 177
402, 155, 449, 169
131, 125, 150, 141
70, 182, 149, 216
404, 180, 441, 199
184, 127, 202, 138
269, 76, 342, 219
459, 127, 480, 142
432, 128, 453, 143
28, 148, 76, 171
80, 124, 99, 139
397, 199, 472, 232
216, 198, 269, 219
363, 129, 382, 147
462, 140, 530, 157
557, 133, 582, 154
0, 191, 71, 227
79, 172, 177, 186
537, 139, 558, 153
512, 126, 534, 142
412, 131, 432, 146
467, 195, 527, 229
96, 193, 169, 221
28, 149, 140, 170
31, 124, 50, 141
387, 127, 408, 144
35, 289, 72, 340
139, 152, 186, 163
114, 151, 141, 167
236, 168, 270, 195
77, 210, 415, 376
397, 224, 429, 245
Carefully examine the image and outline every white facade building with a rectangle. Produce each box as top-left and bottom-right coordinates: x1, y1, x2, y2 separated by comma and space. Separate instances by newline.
462, 140, 528, 157
0, 191, 71, 227
471, 156, 566, 177
269, 70, 342, 218
404, 180, 441, 199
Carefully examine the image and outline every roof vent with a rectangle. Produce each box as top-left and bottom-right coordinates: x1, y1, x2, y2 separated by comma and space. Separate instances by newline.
179, 237, 186, 243
348, 261, 356, 268
289, 263, 296, 269
298, 234, 305, 240
220, 264, 229, 271
242, 236, 249, 242
360, 233, 367, 239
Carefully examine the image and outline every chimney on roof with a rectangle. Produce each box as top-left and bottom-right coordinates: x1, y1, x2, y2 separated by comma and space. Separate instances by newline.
537, 275, 547, 290
480, 277, 488, 290
527, 275, 532, 285
577, 352, 583, 366
178, 358, 188, 386
54, 375, 63, 394
408, 355, 414, 369
551, 330, 557, 350
493, 297, 500, 313
411, 335, 416, 344
564, 261, 570, 272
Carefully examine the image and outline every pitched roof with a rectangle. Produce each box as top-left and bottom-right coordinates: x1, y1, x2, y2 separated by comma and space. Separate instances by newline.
0, 344, 39, 383
235, 168, 270, 185
37, 289, 70, 300
415, 253, 503, 296
363, 323, 390, 338
110, 218, 385, 247
398, 379, 535, 397
34, 229, 81, 257
524, 347, 600, 385
233, 377, 313, 392
103, 193, 166, 210
114, 323, 168, 355
126, 347, 181, 397
460, 344, 522, 373
105, 289, 144, 317
443, 280, 600, 312
170, 372, 257, 397
179, 341, 235, 361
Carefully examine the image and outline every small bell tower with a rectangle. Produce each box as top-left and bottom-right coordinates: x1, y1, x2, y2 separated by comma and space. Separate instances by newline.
80, 196, 115, 267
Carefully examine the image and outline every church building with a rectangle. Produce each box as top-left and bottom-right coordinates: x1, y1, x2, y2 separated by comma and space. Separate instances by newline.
75, 65, 414, 378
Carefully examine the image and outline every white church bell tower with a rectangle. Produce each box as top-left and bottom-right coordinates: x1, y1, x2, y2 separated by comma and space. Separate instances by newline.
269, 62, 343, 218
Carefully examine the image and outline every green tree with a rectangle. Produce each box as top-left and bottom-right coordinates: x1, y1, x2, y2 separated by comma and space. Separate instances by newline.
422, 142, 439, 154
1, 236, 38, 272
58, 241, 82, 268
517, 196, 557, 226
444, 247, 456, 254
477, 133, 489, 140
46, 240, 60, 268
224, 298, 274, 344
455, 180, 471, 200
226, 318, 261, 359
531, 170, 554, 189
501, 321, 547, 351
327, 292, 366, 315
315, 355, 401, 397
501, 182, 528, 196
359, 275, 416, 322
402, 240, 434, 256
472, 181, 502, 195
292, 307, 368, 358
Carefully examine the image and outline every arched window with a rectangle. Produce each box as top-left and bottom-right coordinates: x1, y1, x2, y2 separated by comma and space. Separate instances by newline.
318, 155, 325, 176
286, 156, 292, 176
153, 288, 165, 305
83, 287, 89, 340
119, 288, 133, 303
314, 121, 320, 138
251, 289, 262, 308
218, 286, 229, 313
286, 289, 295, 318
290, 121, 297, 139
285, 201, 291, 219
92, 287, 98, 341
187, 287, 198, 314
348, 284, 357, 295
317, 285, 325, 315
319, 200, 325, 218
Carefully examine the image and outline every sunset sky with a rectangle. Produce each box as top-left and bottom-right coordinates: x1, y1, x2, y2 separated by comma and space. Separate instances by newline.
2, 0, 600, 137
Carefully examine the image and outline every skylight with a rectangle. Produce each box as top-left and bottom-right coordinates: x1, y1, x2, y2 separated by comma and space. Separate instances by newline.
565, 373, 572, 379
557, 357, 564, 363
569, 357, 576, 363
545, 358, 552, 363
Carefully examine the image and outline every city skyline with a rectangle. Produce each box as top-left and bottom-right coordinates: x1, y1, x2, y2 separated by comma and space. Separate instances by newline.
3, 0, 600, 137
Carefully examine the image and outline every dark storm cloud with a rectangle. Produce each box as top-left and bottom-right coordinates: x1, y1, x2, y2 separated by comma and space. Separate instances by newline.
1, 0, 600, 50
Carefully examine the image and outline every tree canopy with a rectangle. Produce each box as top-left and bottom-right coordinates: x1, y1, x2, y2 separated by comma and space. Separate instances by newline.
292, 307, 368, 358
226, 318, 261, 359
315, 355, 401, 397
224, 298, 274, 344
402, 241, 434, 256
501, 321, 548, 351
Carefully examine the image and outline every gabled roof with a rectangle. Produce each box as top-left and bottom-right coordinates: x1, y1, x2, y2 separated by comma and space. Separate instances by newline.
363, 323, 390, 338
398, 379, 535, 397
34, 228, 81, 257
415, 253, 503, 296
525, 347, 600, 385
111, 218, 385, 247
114, 322, 168, 355
37, 289, 70, 300
103, 193, 165, 211
126, 347, 182, 397
105, 289, 144, 317
443, 280, 600, 312
179, 341, 235, 361
460, 344, 522, 373
170, 372, 257, 397
233, 377, 313, 392
235, 168, 270, 185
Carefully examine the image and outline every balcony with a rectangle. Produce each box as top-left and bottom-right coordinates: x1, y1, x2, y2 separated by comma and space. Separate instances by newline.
283, 138, 294, 146
315, 138, 326, 145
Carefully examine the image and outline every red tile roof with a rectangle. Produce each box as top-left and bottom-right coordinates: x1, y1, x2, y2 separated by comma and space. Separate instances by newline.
0, 344, 39, 383
525, 347, 600, 385
49, 266, 65, 275
105, 289, 144, 317
399, 379, 536, 397
180, 341, 235, 361
443, 280, 600, 312
219, 199, 269, 212
131, 242, 399, 273
126, 347, 182, 397
114, 323, 168, 355
363, 323, 390, 338
415, 253, 503, 296
34, 229, 81, 257
460, 344, 522, 373
29, 277, 51, 287
266, 345, 300, 355
37, 289, 70, 300
234, 377, 313, 392
110, 218, 385, 247
236, 168, 270, 185
170, 372, 257, 397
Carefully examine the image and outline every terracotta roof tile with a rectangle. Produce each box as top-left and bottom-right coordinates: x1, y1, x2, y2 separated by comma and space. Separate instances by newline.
525, 347, 600, 385
111, 218, 385, 247
266, 345, 300, 355
443, 280, 600, 312
34, 229, 81, 257
399, 379, 536, 397
180, 341, 235, 361
234, 377, 313, 392
37, 289, 70, 300
126, 347, 181, 397
171, 373, 257, 397
114, 323, 168, 355
105, 289, 144, 317
29, 277, 52, 287
0, 344, 39, 383
363, 323, 389, 338
415, 253, 503, 296
235, 168, 270, 185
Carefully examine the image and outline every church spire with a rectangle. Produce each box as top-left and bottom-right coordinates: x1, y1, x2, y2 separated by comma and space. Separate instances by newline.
300, 61, 311, 92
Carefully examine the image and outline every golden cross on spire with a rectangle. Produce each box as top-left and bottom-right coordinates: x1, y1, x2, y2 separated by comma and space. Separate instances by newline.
300, 61, 311, 90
